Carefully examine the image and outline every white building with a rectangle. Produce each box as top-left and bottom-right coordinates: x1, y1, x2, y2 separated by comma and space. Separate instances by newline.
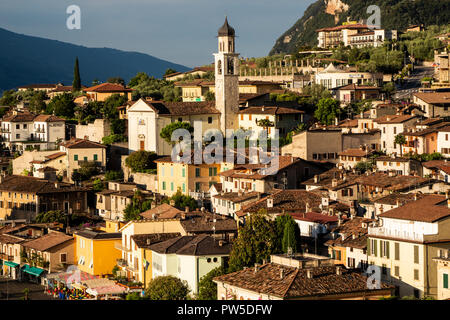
150, 234, 231, 295
375, 114, 418, 155
368, 195, 450, 298
315, 63, 383, 89
1, 112, 65, 152
290, 211, 338, 238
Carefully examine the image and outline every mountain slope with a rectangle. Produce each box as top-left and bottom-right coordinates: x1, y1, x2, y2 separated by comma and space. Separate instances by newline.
270, 0, 450, 55
0, 27, 189, 91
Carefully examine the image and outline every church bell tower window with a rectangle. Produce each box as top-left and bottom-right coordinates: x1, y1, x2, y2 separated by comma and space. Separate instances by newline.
218, 60, 222, 75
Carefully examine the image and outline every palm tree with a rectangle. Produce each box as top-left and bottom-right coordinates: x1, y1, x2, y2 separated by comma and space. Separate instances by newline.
394, 134, 407, 156
256, 119, 275, 135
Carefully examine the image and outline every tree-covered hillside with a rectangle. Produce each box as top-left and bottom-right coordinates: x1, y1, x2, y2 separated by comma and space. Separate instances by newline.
270, 0, 450, 55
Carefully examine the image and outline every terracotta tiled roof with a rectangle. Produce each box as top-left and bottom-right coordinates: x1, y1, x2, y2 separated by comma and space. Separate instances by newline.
44, 152, 66, 161
141, 99, 220, 116
422, 160, 450, 169
375, 156, 415, 163
131, 233, 181, 249
290, 212, 339, 224
338, 84, 380, 90
0, 175, 88, 194
413, 92, 450, 104
175, 234, 232, 256
379, 195, 450, 222
140, 203, 183, 220
355, 173, 433, 192
75, 230, 122, 240
22, 232, 73, 252
214, 263, 392, 299
33, 114, 65, 122
338, 148, 374, 157
84, 83, 132, 92
0, 234, 25, 244
338, 119, 358, 128
213, 191, 262, 203
316, 24, 369, 32
302, 168, 358, 191
238, 190, 322, 216
373, 193, 426, 206
180, 212, 237, 234
2, 112, 36, 122
60, 138, 106, 149
237, 106, 304, 115
325, 217, 374, 249
148, 235, 196, 254
374, 114, 417, 124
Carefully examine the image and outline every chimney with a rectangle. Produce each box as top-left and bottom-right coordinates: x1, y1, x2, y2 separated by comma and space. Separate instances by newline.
238, 190, 243, 197
146, 238, 151, 245
257, 193, 261, 200
306, 269, 313, 279
254, 263, 259, 274
267, 198, 274, 208
336, 266, 343, 275
181, 212, 186, 220
305, 202, 310, 213
414, 193, 418, 201
169, 200, 175, 206
201, 207, 205, 212
447, 199, 450, 209
219, 240, 224, 247
352, 234, 356, 240
54, 182, 59, 189
185, 206, 190, 213
314, 175, 320, 183
280, 268, 285, 280
332, 178, 338, 188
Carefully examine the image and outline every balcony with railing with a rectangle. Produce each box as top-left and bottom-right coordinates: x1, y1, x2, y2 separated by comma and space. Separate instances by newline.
0, 253, 14, 261
114, 242, 130, 252
368, 226, 424, 242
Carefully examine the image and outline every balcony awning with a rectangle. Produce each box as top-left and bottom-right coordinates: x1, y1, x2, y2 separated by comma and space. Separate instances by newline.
4, 261, 19, 268
22, 264, 45, 277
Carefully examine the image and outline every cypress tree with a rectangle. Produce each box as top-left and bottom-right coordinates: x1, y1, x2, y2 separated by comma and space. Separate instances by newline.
72, 57, 81, 92
282, 219, 297, 254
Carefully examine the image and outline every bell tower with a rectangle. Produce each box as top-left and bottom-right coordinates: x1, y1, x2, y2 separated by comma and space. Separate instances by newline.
213, 17, 240, 136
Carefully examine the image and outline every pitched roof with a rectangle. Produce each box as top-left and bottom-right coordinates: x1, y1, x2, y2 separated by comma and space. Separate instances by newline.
22, 232, 73, 252
338, 84, 380, 90
413, 92, 450, 104
74, 230, 122, 240
290, 212, 339, 224
175, 234, 231, 256
180, 212, 237, 234
0, 175, 88, 194
325, 217, 373, 249
237, 106, 304, 115
213, 191, 261, 203
131, 233, 181, 249
373, 193, 426, 206
214, 263, 392, 299
374, 114, 417, 124
338, 148, 374, 157
379, 195, 450, 223
148, 236, 196, 254
140, 203, 183, 220
316, 24, 370, 32
238, 190, 323, 217
2, 112, 36, 122
355, 173, 433, 192
60, 138, 106, 149
141, 99, 220, 116
84, 83, 132, 93
44, 152, 66, 161
33, 114, 65, 122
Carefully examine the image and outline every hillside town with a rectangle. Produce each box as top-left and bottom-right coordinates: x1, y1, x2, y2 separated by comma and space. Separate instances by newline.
0, 17, 450, 302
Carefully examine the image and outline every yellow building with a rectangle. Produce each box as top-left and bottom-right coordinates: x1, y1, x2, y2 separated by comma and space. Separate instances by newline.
83, 83, 133, 102
74, 229, 122, 276
155, 156, 222, 197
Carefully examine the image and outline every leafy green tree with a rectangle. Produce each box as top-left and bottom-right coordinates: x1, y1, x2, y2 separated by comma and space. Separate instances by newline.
77, 161, 101, 181
46, 93, 76, 118
102, 94, 127, 121
73, 57, 81, 92
204, 91, 215, 101
92, 179, 104, 192
198, 266, 226, 300
256, 119, 275, 134
228, 209, 278, 272
162, 189, 198, 211
146, 276, 189, 300
125, 151, 158, 173
91, 79, 101, 86
0, 90, 17, 106
123, 189, 153, 221
282, 218, 298, 254
107, 77, 125, 86
394, 134, 407, 156
355, 161, 373, 173
164, 68, 178, 76
160, 122, 194, 145
126, 292, 143, 300
302, 84, 331, 104
314, 98, 341, 125
35, 210, 67, 224
102, 134, 127, 145
104, 170, 124, 181
28, 91, 47, 113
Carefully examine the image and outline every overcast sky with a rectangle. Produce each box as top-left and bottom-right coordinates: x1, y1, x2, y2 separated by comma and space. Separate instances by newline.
0, 0, 315, 68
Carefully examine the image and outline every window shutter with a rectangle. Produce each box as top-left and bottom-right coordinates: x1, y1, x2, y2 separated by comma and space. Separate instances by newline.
414, 245, 419, 264
374, 240, 377, 257
444, 274, 449, 289
395, 242, 400, 260
386, 241, 390, 259
367, 238, 371, 256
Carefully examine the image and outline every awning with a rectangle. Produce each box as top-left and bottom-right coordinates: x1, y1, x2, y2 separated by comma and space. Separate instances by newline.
3, 261, 19, 268
22, 264, 45, 277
